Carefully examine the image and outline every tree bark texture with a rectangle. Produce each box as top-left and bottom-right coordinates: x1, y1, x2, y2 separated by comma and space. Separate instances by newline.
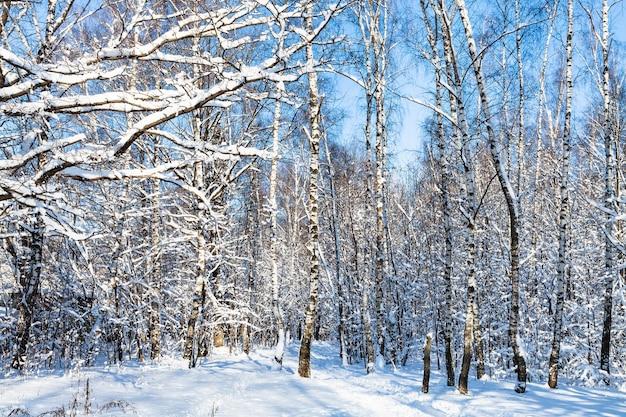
373, 4, 389, 362
599, 0, 615, 384
184, 102, 209, 366
298, 3, 322, 378
149, 178, 162, 361
458, 221, 477, 395
11, 214, 44, 370
270, 97, 285, 367
422, 334, 432, 394
548, 0, 573, 389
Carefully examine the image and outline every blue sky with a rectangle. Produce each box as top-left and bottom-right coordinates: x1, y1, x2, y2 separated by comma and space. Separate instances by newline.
335, 2, 626, 171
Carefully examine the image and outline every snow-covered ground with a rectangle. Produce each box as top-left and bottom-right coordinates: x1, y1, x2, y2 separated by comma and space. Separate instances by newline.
2, 343, 625, 416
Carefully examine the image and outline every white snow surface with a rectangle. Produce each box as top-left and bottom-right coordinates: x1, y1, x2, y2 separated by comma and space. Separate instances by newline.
2, 343, 625, 417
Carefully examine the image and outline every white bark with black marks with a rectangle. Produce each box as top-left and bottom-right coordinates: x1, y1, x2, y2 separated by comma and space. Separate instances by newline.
455, 0, 527, 393
599, 0, 615, 384
298, 2, 322, 378
549, 0, 573, 389
270, 95, 286, 368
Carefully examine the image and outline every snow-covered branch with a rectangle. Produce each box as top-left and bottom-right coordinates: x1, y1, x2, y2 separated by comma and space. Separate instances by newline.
0, 0, 344, 203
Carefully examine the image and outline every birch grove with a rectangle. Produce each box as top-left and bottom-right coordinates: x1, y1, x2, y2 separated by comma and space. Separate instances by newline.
1, 0, 626, 398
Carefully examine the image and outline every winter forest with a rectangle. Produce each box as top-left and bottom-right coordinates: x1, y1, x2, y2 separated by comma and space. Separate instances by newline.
2, 0, 626, 405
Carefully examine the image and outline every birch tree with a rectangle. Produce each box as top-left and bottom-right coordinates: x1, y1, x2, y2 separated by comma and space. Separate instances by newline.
455, 0, 527, 392
270, 88, 286, 367
147, 176, 162, 360
420, 0, 456, 387
322, 139, 349, 366
426, 0, 486, 392
298, 0, 323, 378
371, 0, 391, 364
548, 0, 574, 389
356, 0, 379, 372
598, 0, 616, 384
350, 0, 394, 366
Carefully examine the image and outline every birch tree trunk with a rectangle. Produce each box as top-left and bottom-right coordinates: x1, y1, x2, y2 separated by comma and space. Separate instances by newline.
356, 0, 381, 370
514, 0, 525, 192
270, 96, 286, 367
148, 177, 162, 361
323, 138, 349, 366
473, 303, 485, 380
548, 0, 573, 389
183, 155, 208, 366
529, 1, 557, 291
455, 0, 527, 392
183, 33, 209, 367
458, 124, 478, 394
458, 213, 477, 394
11, 213, 44, 370
347, 201, 375, 373
298, 3, 322, 378
0, 0, 8, 87
372, 1, 390, 363
362, 281, 376, 373
422, 334, 432, 393
243, 170, 262, 356
422, 0, 455, 386
599, 0, 615, 384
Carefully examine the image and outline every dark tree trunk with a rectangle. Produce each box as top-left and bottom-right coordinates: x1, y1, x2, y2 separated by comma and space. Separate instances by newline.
422, 334, 432, 394
12, 214, 45, 370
